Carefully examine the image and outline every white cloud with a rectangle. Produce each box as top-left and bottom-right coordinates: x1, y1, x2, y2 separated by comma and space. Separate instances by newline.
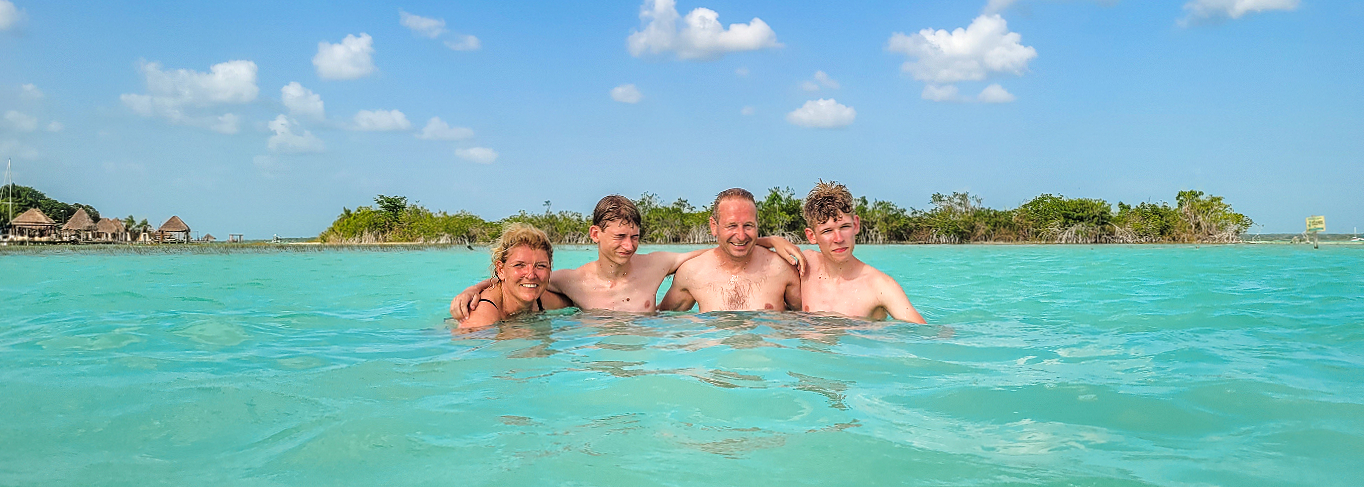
417, 117, 474, 140
119, 60, 258, 131
735, 67, 750, 77
887, 15, 1036, 85
20, 83, 42, 100
456, 147, 498, 164
785, 99, 855, 129
4, 110, 37, 132
814, 71, 840, 89
399, 10, 446, 39
267, 115, 324, 153
0, 0, 22, 31
353, 109, 411, 131
445, 35, 481, 51
802, 70, 840, 91
1181, 0, 1299, 24
627, 0, 782, 61
740, 106, 755, 116
922, 84, 960, 102
977, 84, 1016, 103
210, 113, 240, 134
281, 82, 325, 121
46, 121, 63, 132
314, 33, 376, 80
611, 84, 643, 103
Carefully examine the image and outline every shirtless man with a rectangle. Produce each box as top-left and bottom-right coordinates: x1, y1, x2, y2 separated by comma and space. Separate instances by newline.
450, 195, 802, 317
659, 188, 802, 312
797, 181, 925, 323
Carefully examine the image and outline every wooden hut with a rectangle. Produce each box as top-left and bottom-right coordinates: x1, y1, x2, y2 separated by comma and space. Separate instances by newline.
202, 234, 216, 242
62, 208, 97, 242
95, 218, 128, 242
156, 216, 191, 243
9, 208, 58, 241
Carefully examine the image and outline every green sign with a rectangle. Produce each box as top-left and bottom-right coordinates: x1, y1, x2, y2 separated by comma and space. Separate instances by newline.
1306, 215, 1325, 233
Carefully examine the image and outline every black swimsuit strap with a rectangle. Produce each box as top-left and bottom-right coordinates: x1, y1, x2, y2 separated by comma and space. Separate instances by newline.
478, 297, 500, 311
536, 296, 543, 312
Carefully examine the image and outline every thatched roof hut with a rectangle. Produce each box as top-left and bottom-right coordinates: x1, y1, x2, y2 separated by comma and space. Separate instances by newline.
63, 208, 96, 232
9, 207, 57, 239
202, 234, 216, 242
159, 216, 190, 233
95, 218, 126, 234
157, 216, 191, 243
95, 218, 128, 242
11, 207, 55, 227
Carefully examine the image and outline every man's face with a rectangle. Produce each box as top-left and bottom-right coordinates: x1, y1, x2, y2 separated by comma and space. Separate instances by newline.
590, 220, 640, 266
710, 198, 758, 259
804, 212, 859, 263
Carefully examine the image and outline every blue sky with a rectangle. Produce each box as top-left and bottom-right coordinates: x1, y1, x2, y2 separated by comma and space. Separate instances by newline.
1, 0, 1359, 237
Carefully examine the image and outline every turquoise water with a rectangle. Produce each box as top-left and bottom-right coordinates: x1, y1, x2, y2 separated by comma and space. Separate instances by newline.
2, 244, 1362, 486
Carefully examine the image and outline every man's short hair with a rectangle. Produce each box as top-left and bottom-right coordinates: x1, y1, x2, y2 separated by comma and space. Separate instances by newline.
711, 188, 756, 221
592, 195, 642, 228
803, 180, 855, 226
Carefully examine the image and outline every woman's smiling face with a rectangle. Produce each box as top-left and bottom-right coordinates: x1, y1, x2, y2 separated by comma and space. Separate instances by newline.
496, 245, 551, 304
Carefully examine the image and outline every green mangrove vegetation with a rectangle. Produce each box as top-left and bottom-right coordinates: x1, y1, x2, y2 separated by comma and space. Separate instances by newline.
318, 190, 1254, 245
1, 184, 103, 227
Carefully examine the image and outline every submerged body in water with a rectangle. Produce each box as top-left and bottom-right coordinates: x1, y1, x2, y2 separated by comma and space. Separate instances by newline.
2, 245, 1362, 485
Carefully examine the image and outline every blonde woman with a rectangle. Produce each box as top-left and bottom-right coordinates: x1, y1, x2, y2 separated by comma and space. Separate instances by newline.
457, 223, 572, 330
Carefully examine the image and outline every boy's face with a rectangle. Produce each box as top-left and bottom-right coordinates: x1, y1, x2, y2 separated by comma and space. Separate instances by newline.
591, 220, 640, 266
804, 211, 859, 263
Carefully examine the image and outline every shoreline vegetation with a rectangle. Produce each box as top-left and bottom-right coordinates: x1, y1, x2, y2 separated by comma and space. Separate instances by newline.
319, 190, 1255, 245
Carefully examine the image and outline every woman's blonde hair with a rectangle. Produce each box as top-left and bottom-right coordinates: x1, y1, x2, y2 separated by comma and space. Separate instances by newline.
490, 223, 554, 280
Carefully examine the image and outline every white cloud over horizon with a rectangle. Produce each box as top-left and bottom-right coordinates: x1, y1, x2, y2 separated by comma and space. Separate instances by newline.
611, 84, 643, 103
627, 0, 782, 61
802, 70, 840, 92
417, 117, 474, 140
445, 35, 481, 51
19, 83, 42, 100
888, 15, 1035, 102
314, 33, 376, 80
399, 10, 446, 39
352, 109, 411, 131
456, 147, 498, 164
119, 60, 257, 132
281, 82, 325, 121
977, 84, 1016, 103
1181, 0, 1299, 24
4, 110, 37, 132
267, 115, 324, 153
786, 99, 855, 129
0, 0, 22, 31
922, 84, 960, 102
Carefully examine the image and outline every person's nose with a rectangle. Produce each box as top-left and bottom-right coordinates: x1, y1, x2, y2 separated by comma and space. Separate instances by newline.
621, 239, 636, 253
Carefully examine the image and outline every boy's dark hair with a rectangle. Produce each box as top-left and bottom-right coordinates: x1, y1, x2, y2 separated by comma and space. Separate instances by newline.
592, 195, 642, 228
802, 180, 855, 226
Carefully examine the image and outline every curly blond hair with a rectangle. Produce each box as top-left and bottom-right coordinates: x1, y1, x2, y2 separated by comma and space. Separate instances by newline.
802, 180, 854, 226
490, 223, 553, 280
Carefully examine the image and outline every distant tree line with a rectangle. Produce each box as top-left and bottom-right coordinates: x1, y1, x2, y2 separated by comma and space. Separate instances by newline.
1, 184, 155, 234
1, 184, 102, 227
318, 189, 1253, 245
